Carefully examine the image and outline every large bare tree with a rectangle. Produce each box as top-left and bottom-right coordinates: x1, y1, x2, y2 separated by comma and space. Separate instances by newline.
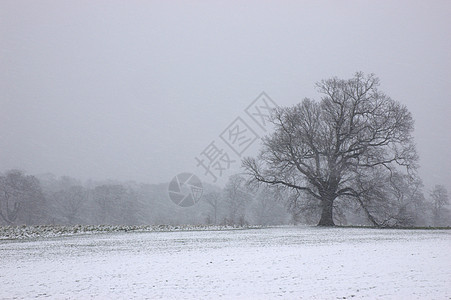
243, 72, 418, 226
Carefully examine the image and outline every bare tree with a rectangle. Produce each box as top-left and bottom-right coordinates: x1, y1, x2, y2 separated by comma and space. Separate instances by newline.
92, 184, 127, 224
430, 185, 449, 226
243, 72, 418, 226
53, 185, 88, 225
0, 170, 45, 225
204, 191, 221, 225
251, 187, 274, 225
223, 175, 251, 225
119, 188, 140, 225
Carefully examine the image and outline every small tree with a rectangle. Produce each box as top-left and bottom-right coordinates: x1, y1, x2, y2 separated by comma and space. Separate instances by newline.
430, 185, 449, 226
223, 175, 251, 225
204, 191, 221, 225
250, 186, 289, 225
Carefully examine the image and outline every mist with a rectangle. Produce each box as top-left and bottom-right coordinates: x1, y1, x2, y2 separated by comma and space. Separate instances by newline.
1, 0, 450, 193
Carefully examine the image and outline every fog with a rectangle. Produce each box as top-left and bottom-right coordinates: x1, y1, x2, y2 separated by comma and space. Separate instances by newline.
1, 0, 450, 191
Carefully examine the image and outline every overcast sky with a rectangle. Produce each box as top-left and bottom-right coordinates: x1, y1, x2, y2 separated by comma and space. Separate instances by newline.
1, 0, 450, 191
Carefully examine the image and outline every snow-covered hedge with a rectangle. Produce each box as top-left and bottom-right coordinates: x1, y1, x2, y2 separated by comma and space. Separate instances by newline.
0, 224, 261, 240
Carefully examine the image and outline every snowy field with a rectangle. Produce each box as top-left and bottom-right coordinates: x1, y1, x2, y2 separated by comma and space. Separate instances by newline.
0, 226, 450, 299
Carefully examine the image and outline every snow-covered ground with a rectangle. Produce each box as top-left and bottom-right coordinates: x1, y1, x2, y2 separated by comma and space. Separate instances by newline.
0, 226, 450, 299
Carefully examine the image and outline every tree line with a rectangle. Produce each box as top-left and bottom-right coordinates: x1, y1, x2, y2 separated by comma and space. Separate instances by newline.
0, 170, 289, 226
0, 169, 448, 227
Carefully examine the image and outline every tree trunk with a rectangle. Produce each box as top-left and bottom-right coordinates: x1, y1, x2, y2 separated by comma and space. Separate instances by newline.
318, 199, 335, 226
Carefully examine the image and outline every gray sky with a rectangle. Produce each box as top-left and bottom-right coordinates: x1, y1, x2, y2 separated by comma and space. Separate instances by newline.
1, 0, 450, 192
